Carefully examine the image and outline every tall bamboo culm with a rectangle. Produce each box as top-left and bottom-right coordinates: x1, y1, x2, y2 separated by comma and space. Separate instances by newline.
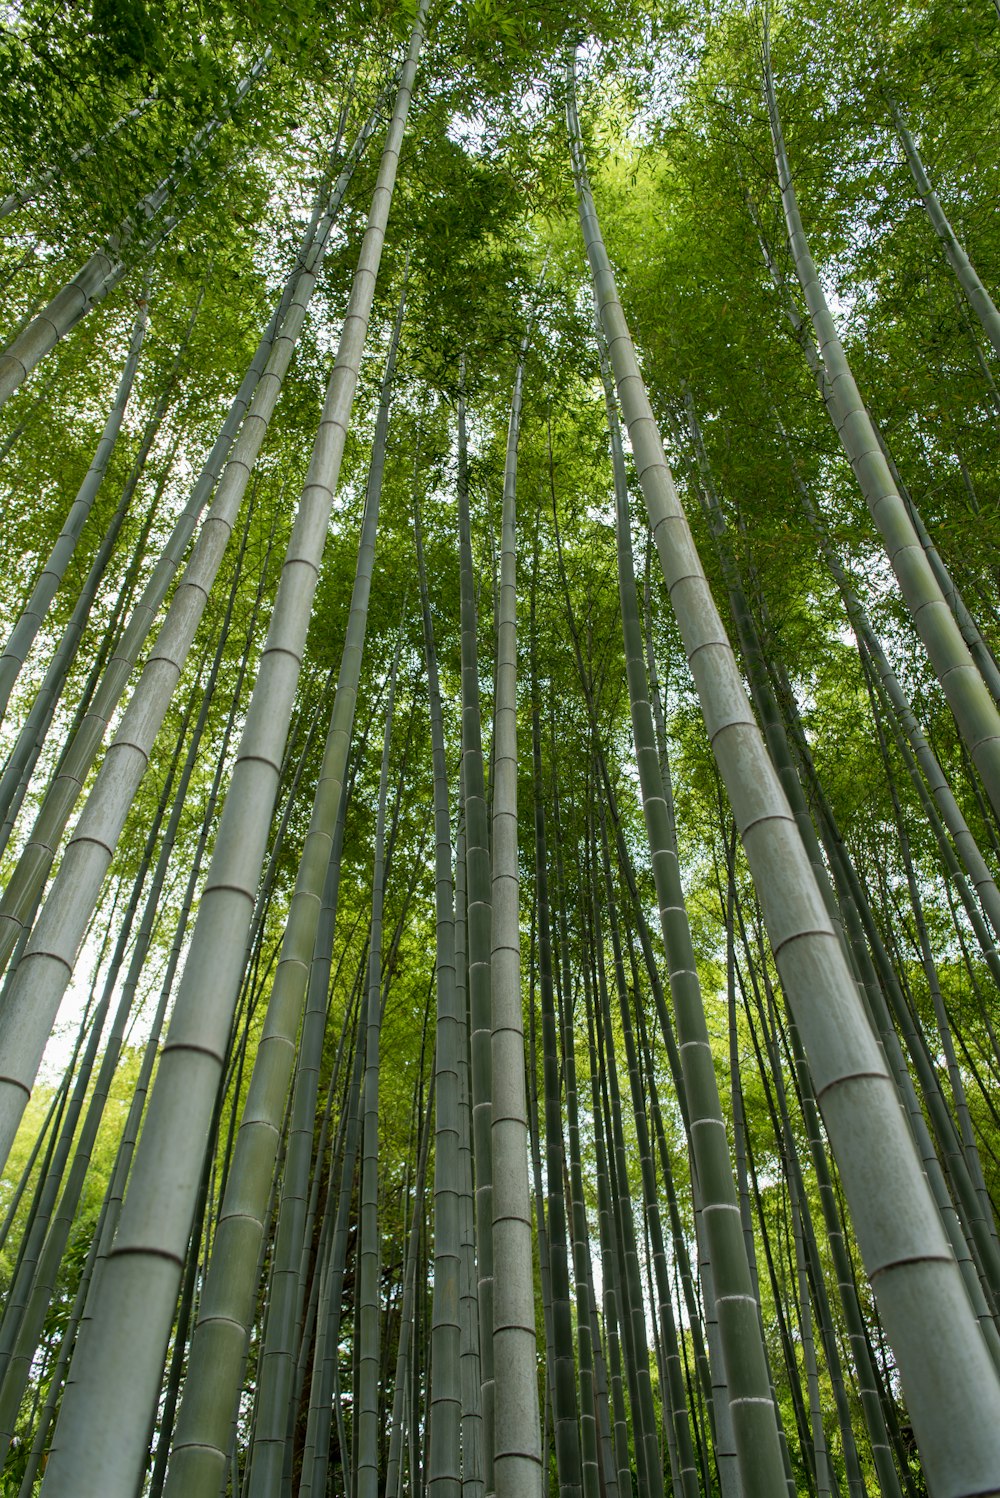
456, 360, 497, 1491
490, 332, 543, 1498
416, 477, 464, 1498
0, 88, 387, 1167
36, 19, 429, 1494
761, 26, 1000, 823
596, 321, 784, 1498
568, 50, 1000, 1498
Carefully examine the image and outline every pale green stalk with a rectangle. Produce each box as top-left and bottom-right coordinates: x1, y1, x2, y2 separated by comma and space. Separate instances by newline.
0, 56, 267, 410
239, 276, 408, 1498
593, 320, 780, 1495
569, 54, 1000, 1496
786, 439, 1000, 949
548, 775, 601, 1498
36, 22, 427, 1493
581, 951, 631, 1498
356, 637, 403, 1498
490, 333, 543, 1498
599, 824, 694, 1496
416, 478, 464, 1498
0, 286, 150, 719
0, 91, 160, 220
0, 423, 179, 853
529, 531, 581, 1498
0, 108, 378, 1162
586, 870, 662, 1498
0, 86, 382, 971
0, 223, 292, 964
889, 96, 1000, 359
299, 975, 368, 1498
239, 819, 346, 1484
0, 667, 199, 1451
455, 823, 484, 1498
386, 1086, 435, 1498
762, 35, 1000, 820
457, 358, 496, 1489
748, 182, 1000, 712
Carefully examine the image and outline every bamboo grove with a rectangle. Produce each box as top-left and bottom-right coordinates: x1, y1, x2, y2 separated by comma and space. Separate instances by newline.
0, 0, 999, 1491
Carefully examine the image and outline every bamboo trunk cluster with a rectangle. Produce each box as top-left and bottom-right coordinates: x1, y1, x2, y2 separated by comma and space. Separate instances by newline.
0, 14, 997, 1498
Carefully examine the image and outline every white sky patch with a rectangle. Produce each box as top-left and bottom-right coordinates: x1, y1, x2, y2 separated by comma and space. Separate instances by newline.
446, 113, 488, 156
585, 499, 615, 527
